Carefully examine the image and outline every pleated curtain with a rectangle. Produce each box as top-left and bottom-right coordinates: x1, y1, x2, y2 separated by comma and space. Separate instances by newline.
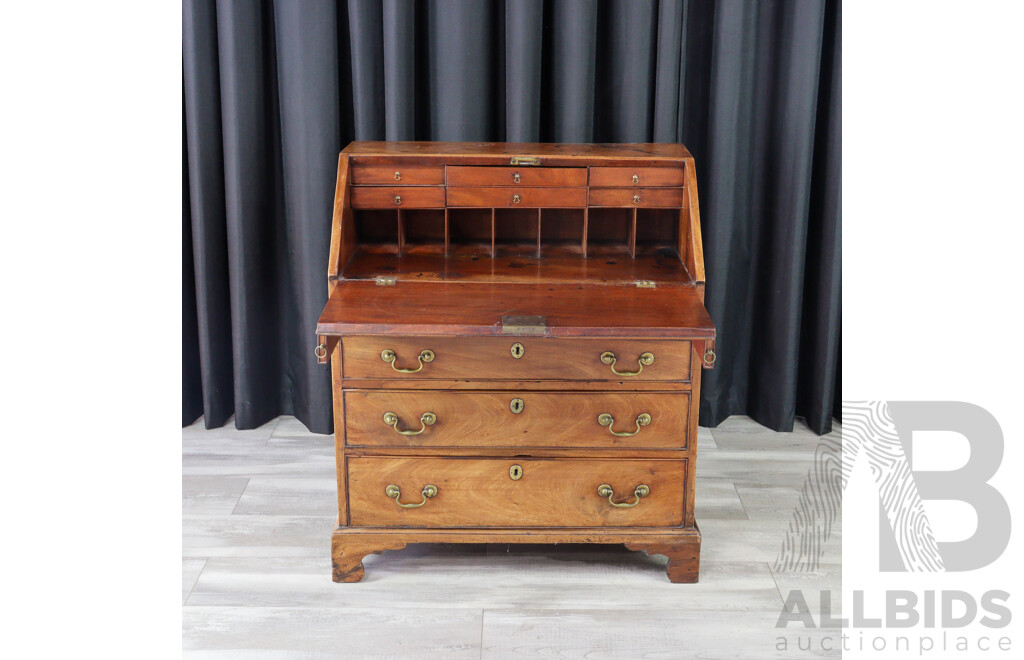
183, 0, 841, 435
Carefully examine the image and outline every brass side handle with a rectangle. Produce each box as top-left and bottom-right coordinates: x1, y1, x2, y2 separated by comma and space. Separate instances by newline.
394, 171, 401, 181
597, 483, 650, 508
597, 412, 651, 436
380, 348, 434, 373
394, 195, 402, 205
385, 484, 437, 508
314, 343, 327, 359
383, 411, 436, 435
600, 351, 654, 376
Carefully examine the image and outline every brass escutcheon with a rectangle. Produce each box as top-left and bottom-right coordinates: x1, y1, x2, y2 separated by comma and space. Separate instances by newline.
383, 411, 436, 435
509, 464, 523, 480
600, 351, 654, 377
510, 342, 525, 359
597, 483, 650, 508
510, 397, 525, 414
597, 412, 652, 437
385, 483, 437, 508
380, 348, 434, 373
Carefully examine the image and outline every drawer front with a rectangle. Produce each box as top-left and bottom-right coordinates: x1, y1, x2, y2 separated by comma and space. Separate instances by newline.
348, 457, 685, 527
588, 188, 684, 208
344, 390, 690, 448
350, 163, 445, 185
589, 167, 684, 188
351, 186, 445, 209
342, 337, 692, 382
446, 166, 588, 187
446, 187, 587, 208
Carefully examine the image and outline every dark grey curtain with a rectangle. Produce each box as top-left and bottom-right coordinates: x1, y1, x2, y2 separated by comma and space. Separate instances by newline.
183, 0, 841, 435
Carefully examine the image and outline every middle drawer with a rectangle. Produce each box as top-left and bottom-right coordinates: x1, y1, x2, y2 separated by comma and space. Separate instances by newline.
344, 390, 690, 448
446, 186, 587, 208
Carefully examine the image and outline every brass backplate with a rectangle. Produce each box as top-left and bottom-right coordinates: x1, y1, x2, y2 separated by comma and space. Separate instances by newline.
501, 315, 546, 335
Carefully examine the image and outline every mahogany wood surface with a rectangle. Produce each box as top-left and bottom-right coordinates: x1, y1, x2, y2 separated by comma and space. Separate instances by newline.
351, 163, 446, 185
347, 457, 686, 527
318, 282, 714, 338
341, 337, 693, 381
589, 166, 685, 187
320, 142, 713, 583
588, 187, 685, 208
446, 166, 588, 187
447, 186, 587, 208
343, 390, 690, 448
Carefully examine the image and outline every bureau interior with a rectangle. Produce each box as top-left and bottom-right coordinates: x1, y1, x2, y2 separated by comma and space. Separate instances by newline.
351, 206, 680, 258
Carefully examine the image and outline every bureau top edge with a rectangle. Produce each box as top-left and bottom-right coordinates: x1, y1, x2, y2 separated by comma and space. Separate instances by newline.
341, 141, 693, 166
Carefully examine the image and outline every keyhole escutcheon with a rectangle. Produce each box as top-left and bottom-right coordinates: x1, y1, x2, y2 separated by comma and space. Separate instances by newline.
510, 342, 525, 359
509, 464, 523, 480
510, 398, 525, 414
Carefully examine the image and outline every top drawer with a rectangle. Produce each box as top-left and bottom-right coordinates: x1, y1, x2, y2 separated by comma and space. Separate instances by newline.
590, 167, 684, 188
351, 163, 446, 186
342, 336, 692, 382
447, 166, 588, 187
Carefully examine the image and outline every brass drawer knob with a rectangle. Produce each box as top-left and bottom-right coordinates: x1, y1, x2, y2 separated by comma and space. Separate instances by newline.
597, 412, 652, 437
380, 348, 434, 373
513, 172, 521, 183
394, 171, 401, 181
385, 484, 437, 508
597, 483, 650, 508
383, 411, 436, 435
632, 194, 641, 205
600, 351, 654, 376
512, 194, 521, 204
632, 174, 639, 184
394, 195, 402, 205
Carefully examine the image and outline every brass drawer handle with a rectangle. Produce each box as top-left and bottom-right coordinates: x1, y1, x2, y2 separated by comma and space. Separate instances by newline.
600, 351, 654, 376
394, 171, 401, 181
383, 411, 436, 435
513, 172, 521, 183
394, 195, 402, 205
385, 484, 437, 508
512, 194, 521, 204
597, 483, 650, 508
632, 194, 641, 204
597, 412, 651, 436
632, 174, 639, 184
380, 348, 434, 373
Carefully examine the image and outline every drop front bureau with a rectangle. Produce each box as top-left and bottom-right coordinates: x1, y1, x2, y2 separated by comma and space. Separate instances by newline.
315, 142, 715, 582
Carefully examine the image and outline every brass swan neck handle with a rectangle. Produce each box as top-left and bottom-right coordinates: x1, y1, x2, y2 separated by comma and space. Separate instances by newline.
597, 413, 652, 437
383, 411, 437, 435
380, 348, 434, 373
597, 483, 650, 508
600, 351, 654, 377
385, 484, 438, 508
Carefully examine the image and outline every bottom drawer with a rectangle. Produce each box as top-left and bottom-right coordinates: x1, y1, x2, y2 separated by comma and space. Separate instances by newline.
348, 457, 685, 527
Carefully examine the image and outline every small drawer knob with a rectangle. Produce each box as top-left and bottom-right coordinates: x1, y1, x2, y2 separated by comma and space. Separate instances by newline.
632, 194, 641, 205
394, 195, 402, 205
394, 171, 401, 181
513, 172, 521, 183
512, 194, 521, 204
632, 174, 639, 184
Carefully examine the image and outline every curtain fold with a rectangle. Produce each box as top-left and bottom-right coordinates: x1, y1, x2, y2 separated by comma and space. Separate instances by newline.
183, 0, 842, 435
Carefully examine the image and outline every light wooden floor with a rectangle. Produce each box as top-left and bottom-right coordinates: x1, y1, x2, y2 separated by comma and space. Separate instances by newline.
183, 415, 842, 659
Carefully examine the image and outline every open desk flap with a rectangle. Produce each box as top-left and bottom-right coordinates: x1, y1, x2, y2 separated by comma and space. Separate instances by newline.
316, 280, 714, 341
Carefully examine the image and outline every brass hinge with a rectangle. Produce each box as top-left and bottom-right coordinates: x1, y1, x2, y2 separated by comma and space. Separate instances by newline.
635, 280, 657, 288
375, 275, 397, 286
510, 156, 540, 166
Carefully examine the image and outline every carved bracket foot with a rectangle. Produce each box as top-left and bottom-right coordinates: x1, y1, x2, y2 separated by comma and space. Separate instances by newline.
331, 534, 407, 583
625, 541, 701, 583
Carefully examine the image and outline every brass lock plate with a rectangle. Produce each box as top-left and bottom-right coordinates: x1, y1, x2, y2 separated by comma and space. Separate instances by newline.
509, 464, 523, 480
510, 397, 525, 414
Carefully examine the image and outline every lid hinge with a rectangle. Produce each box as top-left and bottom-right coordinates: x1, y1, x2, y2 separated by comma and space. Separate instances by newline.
375, 275, 397, 286
635, 280, 656, 288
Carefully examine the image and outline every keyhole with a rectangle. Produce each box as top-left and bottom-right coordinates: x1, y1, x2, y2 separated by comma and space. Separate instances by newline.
509, 464, 523, 480
510, 342, 525, 359
510, 398, 524, 414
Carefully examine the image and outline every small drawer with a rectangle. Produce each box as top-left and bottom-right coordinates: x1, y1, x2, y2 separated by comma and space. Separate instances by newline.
589, 188, 684, 208
342, 337, 692, 382
348, 457, 686, 527
351, 186, 445, 209
446, 187, 587, 208
590, 167, 684, 188
344, 390, 690, 449
446, 166, 588, 187
350, 163, 445, 185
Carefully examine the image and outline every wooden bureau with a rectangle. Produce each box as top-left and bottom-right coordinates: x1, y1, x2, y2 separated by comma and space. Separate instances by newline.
316, 142, 715, 583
